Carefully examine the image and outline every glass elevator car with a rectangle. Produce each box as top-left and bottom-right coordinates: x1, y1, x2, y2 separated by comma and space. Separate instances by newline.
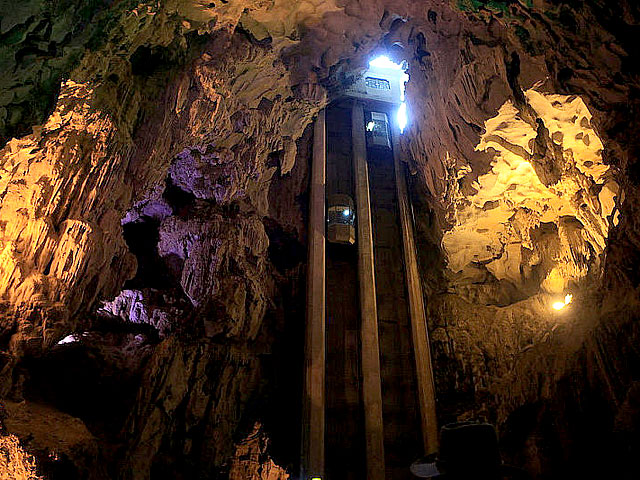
327, 194, 356, 245
365, 111, 392, 149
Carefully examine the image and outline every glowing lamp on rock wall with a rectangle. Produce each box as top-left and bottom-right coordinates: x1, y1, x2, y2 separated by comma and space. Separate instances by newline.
552, 294, 573, 311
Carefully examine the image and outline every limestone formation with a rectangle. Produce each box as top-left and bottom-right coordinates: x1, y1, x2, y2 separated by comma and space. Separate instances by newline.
0, 0, 638, 479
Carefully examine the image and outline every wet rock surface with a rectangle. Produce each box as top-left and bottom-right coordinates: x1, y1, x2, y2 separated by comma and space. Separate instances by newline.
0, 0, 638, 479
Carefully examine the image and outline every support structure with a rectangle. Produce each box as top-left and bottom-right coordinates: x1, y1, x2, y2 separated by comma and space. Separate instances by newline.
301, 109, 326, 479
391, 125, 439, 455
352, 101, 386, 480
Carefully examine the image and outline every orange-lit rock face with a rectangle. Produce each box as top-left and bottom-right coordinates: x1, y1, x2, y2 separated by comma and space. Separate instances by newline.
0, 5, 322, 473
0, 80, 136, 354
228, 423, 289, 480
1, 401, 99, 478
0, 0, 323, 354
440, 90, 620, 298
0, 433, 42, 480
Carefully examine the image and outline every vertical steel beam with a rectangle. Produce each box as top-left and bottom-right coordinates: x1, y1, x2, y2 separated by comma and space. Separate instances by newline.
391, 123, 439, 455
301, 109, 326, 479
352, 101, 386, 480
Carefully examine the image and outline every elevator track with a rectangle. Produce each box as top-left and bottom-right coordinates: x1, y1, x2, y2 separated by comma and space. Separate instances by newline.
323, 101, 422, 479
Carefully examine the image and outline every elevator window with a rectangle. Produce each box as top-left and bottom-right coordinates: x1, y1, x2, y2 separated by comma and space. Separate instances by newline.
365, 111, 392, 149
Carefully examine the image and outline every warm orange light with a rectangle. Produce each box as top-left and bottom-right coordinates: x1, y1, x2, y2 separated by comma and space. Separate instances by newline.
552, 294, 573, 311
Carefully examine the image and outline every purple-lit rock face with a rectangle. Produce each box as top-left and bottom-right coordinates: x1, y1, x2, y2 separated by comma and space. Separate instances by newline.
101, 289, 178, 338
170, 145, 242, 203
157, 212, 271, 339
0, 1, 639, 479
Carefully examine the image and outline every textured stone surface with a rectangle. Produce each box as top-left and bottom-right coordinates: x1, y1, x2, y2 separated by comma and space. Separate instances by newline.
0, 431, 42, 480
0, 79, 136, 357
0, 0, 638, 479
0, 0, 115, 144
403, 3, 640, 478
228, 423, 289, 480
2, 401, 101, 479
442, 89, 618, 299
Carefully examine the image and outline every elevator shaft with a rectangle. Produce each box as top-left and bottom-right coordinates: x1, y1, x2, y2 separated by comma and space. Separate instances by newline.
301, 100, 437, 480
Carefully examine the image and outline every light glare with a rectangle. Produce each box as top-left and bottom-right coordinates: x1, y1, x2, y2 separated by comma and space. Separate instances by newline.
369, 55, 403, 70
57, 334, 79, 345
343, 209, 351, 216
552, 293, 573, 311
368, 55, 410, 133
397, 102, 408, 133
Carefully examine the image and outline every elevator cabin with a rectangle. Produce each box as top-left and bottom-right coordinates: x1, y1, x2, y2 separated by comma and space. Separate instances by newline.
301, 58, 438, 480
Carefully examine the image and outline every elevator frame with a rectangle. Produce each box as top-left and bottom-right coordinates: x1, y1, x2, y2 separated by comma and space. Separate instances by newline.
301, 88, 437, 479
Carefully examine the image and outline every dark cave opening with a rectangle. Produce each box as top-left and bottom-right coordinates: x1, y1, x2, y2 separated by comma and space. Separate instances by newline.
122, 219, 173, 290
22, 333, 151, 438
263, 218, 307, 273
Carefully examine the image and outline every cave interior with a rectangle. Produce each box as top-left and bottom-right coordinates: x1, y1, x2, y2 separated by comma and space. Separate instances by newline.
0, 1, 639, 479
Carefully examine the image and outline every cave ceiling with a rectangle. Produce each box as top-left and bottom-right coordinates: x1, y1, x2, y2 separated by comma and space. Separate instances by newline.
0, 0, 634, 313
0, 0, 639, 479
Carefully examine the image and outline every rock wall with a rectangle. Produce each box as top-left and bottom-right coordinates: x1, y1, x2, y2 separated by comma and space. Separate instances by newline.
0, 1, 316, 477
0, 0, 638, 479
401, 1, 640, 478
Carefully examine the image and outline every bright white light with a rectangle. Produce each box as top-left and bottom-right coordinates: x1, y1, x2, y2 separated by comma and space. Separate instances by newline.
369, 55, 410, 133
552, 293, 573, 311
397, 102, 408, 134
57, 334, 79, 345
343, 208, 351, 217
369, 55, 403, 70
